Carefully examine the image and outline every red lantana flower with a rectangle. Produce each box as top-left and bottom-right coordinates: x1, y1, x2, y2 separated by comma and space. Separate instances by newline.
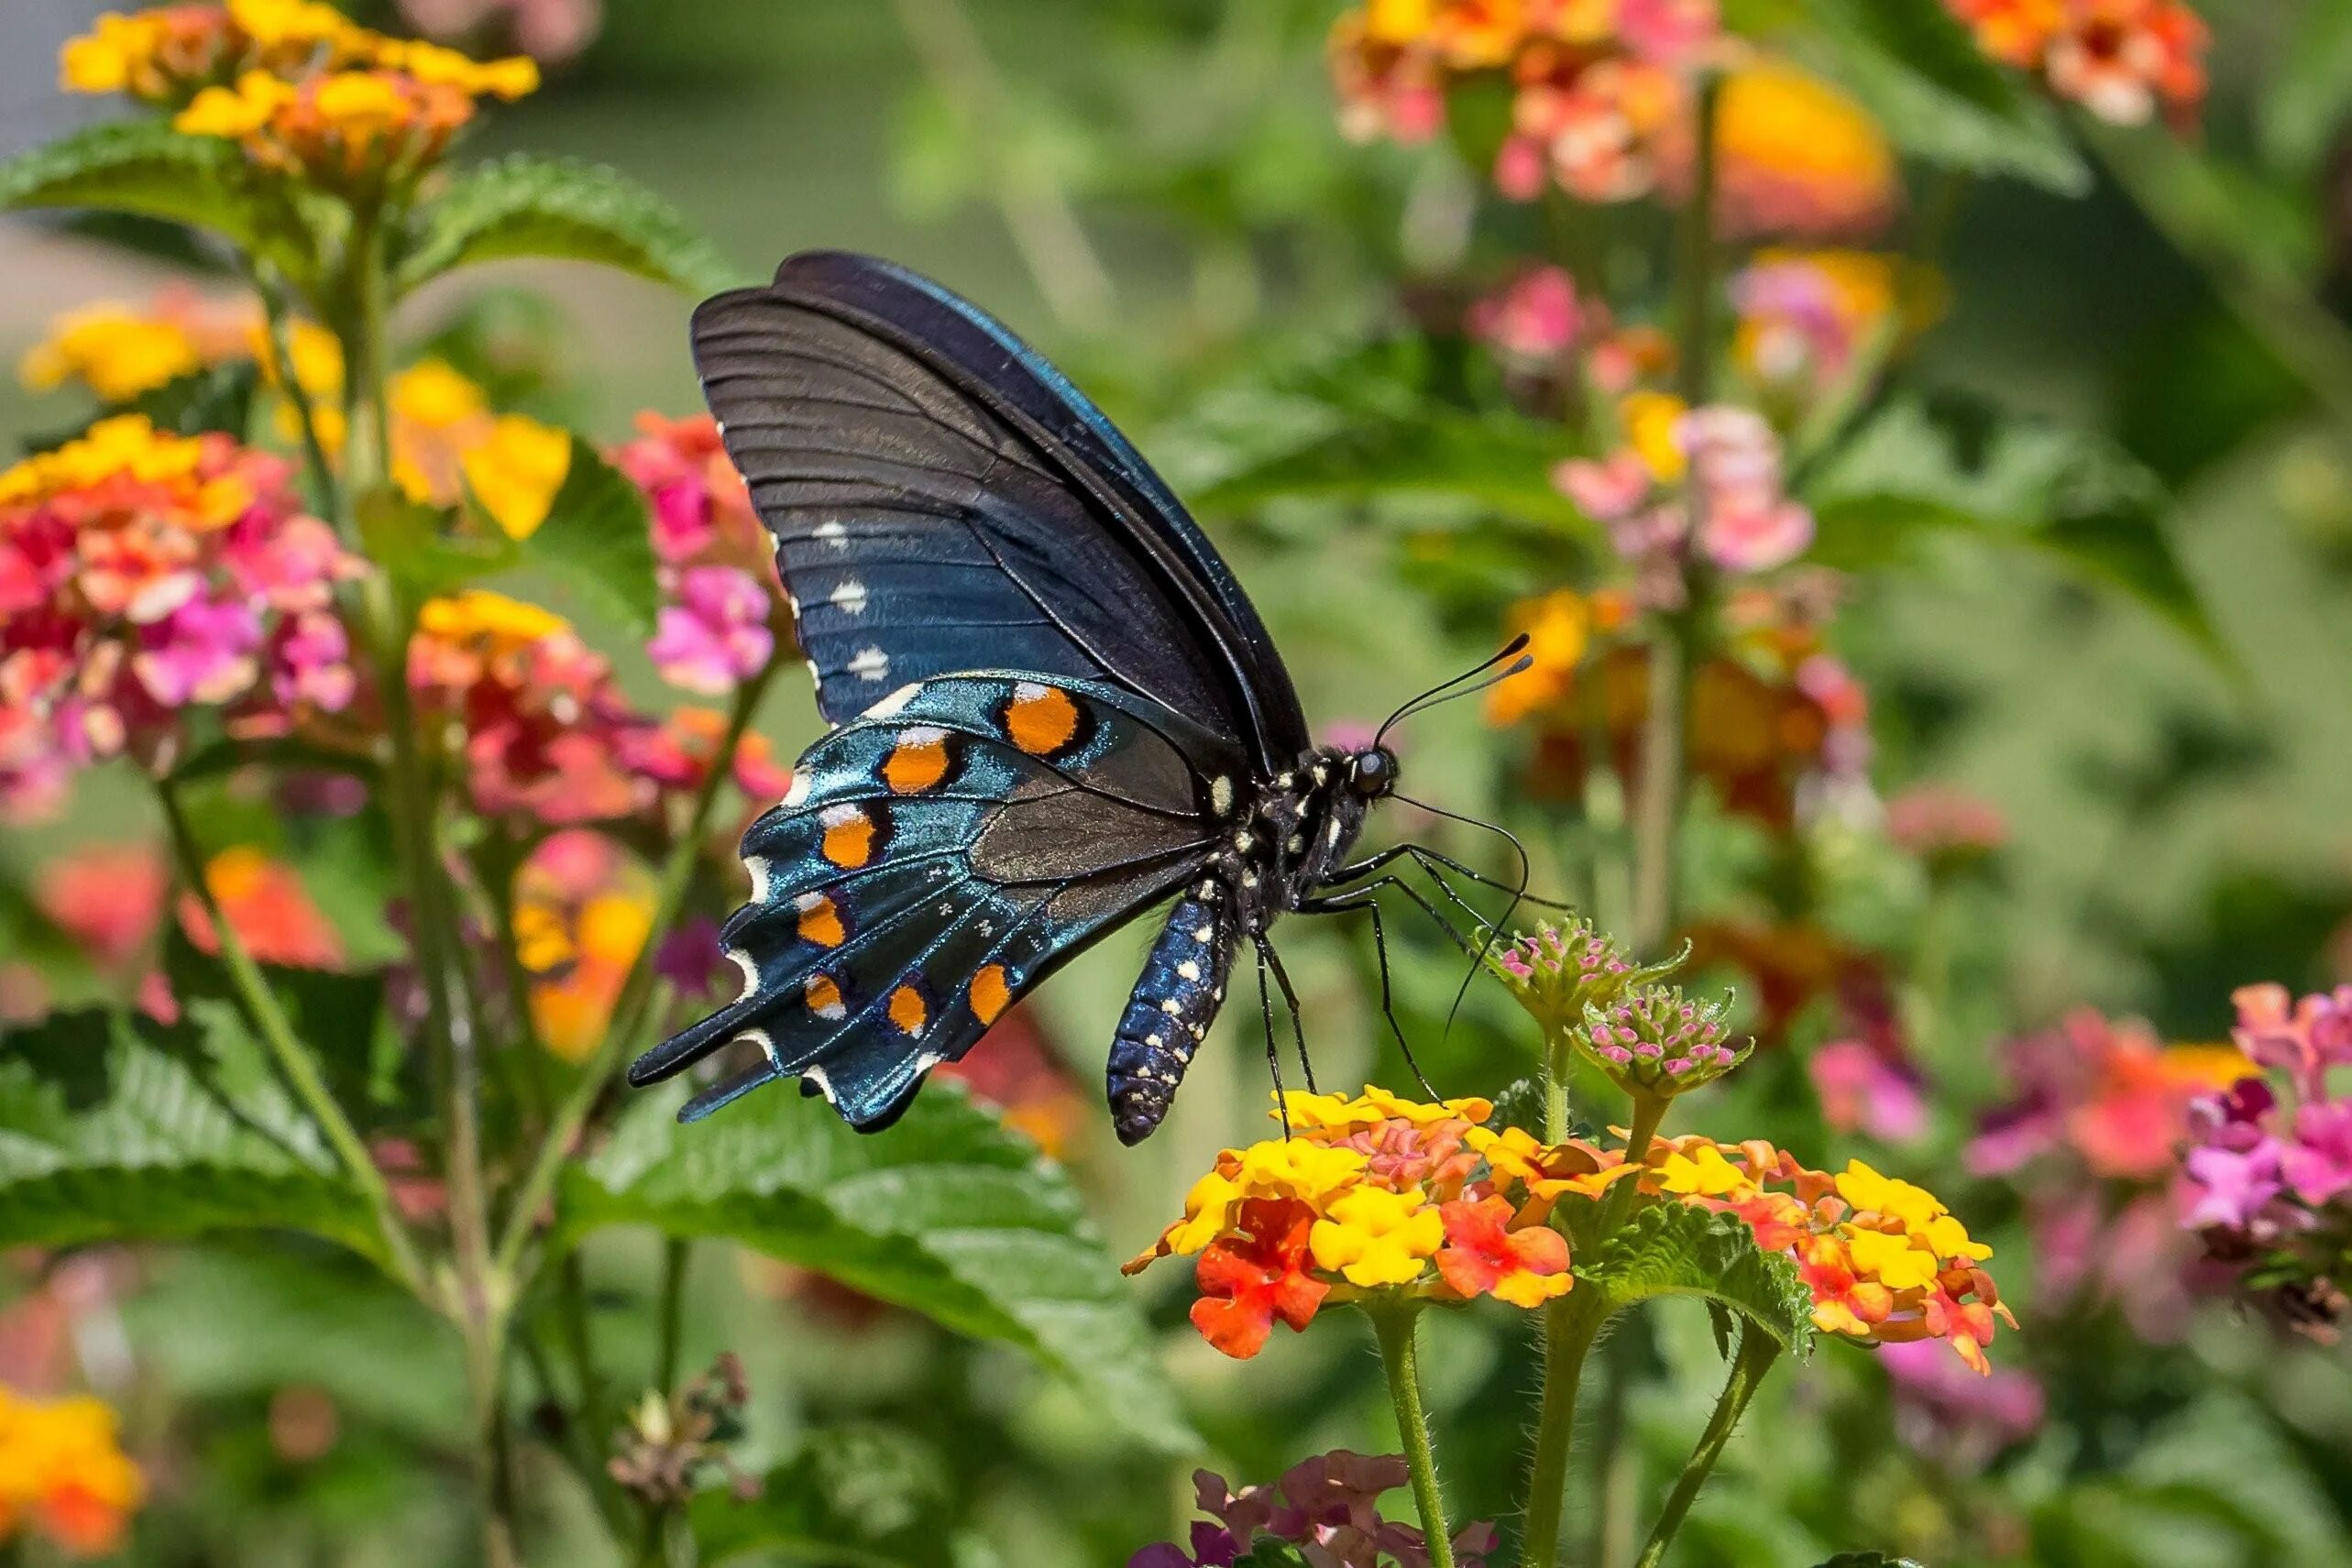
1190, 1198, 1329, 1359
1434, 1196, 1573, 1308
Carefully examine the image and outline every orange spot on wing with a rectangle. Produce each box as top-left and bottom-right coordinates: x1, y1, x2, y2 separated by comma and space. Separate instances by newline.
971, 963, 1011, 1025
1005, 683, 1080, 756
820, 806, 875, 867
805, 972, 846, 1019
882, 728, 952, 794
888, 983, 928, 1036
796, 894, 845, 948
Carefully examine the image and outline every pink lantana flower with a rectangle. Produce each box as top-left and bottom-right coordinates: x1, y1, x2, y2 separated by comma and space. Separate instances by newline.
647, 565, 775, 695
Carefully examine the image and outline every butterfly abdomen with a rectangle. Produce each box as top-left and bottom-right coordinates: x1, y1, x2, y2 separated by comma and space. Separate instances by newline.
1106, 894, 1236, 1146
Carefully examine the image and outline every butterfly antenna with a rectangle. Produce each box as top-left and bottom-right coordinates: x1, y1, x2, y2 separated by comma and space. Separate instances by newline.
1374, 635, 1533, 748
1393, 793, 1533, 1045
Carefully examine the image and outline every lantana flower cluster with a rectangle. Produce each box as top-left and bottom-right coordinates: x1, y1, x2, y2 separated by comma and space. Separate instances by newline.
1946, 0, 2207, 127
1132, 1453, 1497, 1568
0, 1385, 146, 1557
65, 0, 540, 189
1729, 247, 1911, 407
1645, 1136, 2015, 1372
1489, 579, 1871, 831
1329, 0, 1718, 203
2179, 983, 2352, 1342
0, 415, 359, 821
1556, 392, 1817, 590
1971, 1007, 2246, 1340
614, 413, 783, 697
1123, 1089, 1636, 1358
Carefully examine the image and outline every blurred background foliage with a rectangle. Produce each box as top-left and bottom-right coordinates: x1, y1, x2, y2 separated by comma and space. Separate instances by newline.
3, 1, 2352, 1565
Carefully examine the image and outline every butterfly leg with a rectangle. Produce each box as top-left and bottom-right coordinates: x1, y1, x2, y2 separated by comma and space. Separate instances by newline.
1253, 937, 1292, 1137
1254, 934, 1317, 1096
1398, 844, 1576, 913
1294, 889, 1440, 1100
1323, 847, 1495, 939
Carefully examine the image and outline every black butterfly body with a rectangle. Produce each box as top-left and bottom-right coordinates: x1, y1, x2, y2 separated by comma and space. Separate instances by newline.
627, 251, 1418, 1145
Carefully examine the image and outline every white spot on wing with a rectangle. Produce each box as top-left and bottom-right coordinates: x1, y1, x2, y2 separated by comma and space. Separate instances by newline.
729, 948, 758, 1001
746, 854, 773, 903
1210, 776, 1235, 817
847, 646, 890, 683
801, 1062, 837, 1102
830, 578, 867, 614
783, 769, 811, 806
742, 1027, 779, 1068
813, 520, 848, 549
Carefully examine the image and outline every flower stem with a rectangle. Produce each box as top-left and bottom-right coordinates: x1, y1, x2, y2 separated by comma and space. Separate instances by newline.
1632, 1327, 1779, 1568
1516, 1291, 1604, 1568
492, 666, 775, 1282
154, 774, 427, 1294
1370, 1302, 1456, 1568
1630, 71, 1720, 961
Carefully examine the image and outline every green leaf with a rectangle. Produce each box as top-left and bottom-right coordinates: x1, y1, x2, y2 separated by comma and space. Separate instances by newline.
694, 1425, 956, 1568
1796, 0, 2092, 194
398, 154, 740, 296
0, 121, 305, 274
0, 1006, 380, 1262
562, 1082, 1200, 1454
131, 359, 261, 439
1576, 1201, 1816, 1354
1806, 398, 2228, 663
509, 438, 661, 635
354, 487, 512, 609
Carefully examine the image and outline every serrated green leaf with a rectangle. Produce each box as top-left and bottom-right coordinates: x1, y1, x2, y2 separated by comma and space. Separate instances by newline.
0, 1006, 379, 1261
1577, 1201, 1815, 1354
694, 1425, 956, 1568
1795, 0, 2092, 194
507, 438, 661, 635
354, 486, 513, 612
398, 154, 740, 296
562, 1082, 1199, 1454
0, 121, 308, 275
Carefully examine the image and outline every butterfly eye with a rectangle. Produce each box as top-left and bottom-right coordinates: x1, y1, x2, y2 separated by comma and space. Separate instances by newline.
1349, 749, 1394, 796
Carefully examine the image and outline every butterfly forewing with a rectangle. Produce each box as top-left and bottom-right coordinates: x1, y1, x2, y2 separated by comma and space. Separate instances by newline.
690, 251, 1308, 770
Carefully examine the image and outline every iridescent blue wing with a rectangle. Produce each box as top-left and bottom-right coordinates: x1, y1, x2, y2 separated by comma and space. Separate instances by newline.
690, 251, 1311, 773
628, 675, 1247, 1129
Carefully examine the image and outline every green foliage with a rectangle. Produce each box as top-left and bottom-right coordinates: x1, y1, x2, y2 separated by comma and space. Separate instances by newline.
1794, 0, 2092, 194
396, 154, 741, 297
511, 438, 663, 634
1806, 397, 2226, 661
359, 436, 659, 633
694, 1425, 958, 1567
561, 1082, 1200, 1454
0, 121, 310, 279
131, 360, 264, 439
1168, 339, 1599, 539
1575, 1201, 1817, 1354
0, 1005, 381, 1263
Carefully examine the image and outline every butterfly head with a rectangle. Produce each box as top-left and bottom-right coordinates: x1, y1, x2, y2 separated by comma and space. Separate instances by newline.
1345, 745, 1399, 801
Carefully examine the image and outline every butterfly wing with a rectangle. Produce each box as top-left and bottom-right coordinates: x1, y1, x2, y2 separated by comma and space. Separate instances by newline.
628, 675, 1247, 1128
691, 250, 1310, 773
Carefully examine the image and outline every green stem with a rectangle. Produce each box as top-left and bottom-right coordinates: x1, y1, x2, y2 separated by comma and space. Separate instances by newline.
1630, 72, 1720, 961
492, 667, 775, 1281
654, 1236, 690, 1396
154, 775, 427, 1294
1516, 1292, 1604, 1568
248, 269, 343, 531
1632, 1329, 1779, 1568
1370, 1303, 1456, 1568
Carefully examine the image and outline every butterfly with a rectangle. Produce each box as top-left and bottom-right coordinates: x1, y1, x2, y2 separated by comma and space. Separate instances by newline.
627, 251, 1532, 1145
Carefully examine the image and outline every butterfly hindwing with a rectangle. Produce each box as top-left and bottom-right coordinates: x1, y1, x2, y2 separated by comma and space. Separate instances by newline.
690, 251, 1311, 772
629, 675, 1245, 1127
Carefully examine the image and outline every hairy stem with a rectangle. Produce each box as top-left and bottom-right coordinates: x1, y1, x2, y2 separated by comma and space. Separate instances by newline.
1517, 1290, 1604, 1568
1632, 1328, 1779, 1568
1370, 1303, 1456, 1568
153, 775, 426, 1293
493, 667, 775, 1281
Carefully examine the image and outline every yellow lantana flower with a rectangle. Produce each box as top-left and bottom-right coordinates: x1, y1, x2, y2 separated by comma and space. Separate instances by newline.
1309, 1185, 1445, 1287
19, 303, 203, 403
1653, 1144, 1752, 1200
1843, 1227, 1940, 1292
462, 416, 570, 540
417, 589, 570, 650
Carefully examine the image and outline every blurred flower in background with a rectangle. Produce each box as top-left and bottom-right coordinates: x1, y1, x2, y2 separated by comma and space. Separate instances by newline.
0, 1385, 145, 1557
510, 828, 653, 1061
1946, 0, 2208, 126
398, 0, 603, 64
1132, 1452, 1497, 1568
